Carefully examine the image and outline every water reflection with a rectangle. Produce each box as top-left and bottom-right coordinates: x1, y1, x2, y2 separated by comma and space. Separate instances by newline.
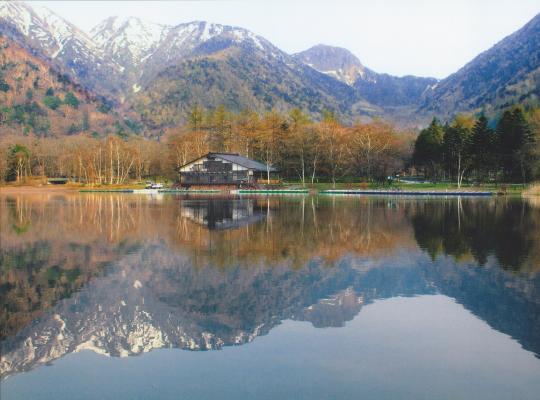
1, 193, 540, 380
181, 198, 266, 230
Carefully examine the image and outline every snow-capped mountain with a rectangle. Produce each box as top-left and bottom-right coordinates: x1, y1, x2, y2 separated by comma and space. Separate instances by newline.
0, 1, 121, 94
90, 17, 276, 66
0, 2, 93, 58
4, 1, 534, 127
90, 17, 288, 87
91, 16, 170, 66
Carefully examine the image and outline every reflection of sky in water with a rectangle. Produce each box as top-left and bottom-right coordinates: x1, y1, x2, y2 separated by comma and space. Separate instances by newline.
1, 194, 540, 399
4, 296, 540, 400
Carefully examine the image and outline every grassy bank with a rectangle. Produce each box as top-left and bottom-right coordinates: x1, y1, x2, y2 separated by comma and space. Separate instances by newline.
1, 178, 535, 196
282, 181, 528, 195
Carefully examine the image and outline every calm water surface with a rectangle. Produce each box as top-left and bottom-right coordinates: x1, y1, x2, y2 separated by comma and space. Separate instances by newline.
1, 193, 540, 399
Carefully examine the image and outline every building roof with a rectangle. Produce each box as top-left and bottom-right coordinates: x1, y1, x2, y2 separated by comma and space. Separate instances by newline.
180, 153, 277, 172
212, 153, 277, 172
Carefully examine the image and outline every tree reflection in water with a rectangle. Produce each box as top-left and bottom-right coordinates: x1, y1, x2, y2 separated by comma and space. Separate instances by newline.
1, 193, 539, 378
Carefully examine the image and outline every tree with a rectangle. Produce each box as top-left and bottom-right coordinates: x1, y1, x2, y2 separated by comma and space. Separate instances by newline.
319, 113, 350, 188
187, 104, 204, 132
207, 105, 231, 152
412, 118, 444, 180
43, 95, 62, 110
443, 116, 474, 187
7, 144, 30, 182
350, 121, 398, 181
64, 92, 80, 109
471, 115, 496, 181
497, 107, 536, 182
511, 107, 536, 183
285, 108, 312, 186
258, 111, 285, 182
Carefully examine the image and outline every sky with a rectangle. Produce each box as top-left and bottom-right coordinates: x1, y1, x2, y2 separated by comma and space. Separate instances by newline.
32, 0, 540, 79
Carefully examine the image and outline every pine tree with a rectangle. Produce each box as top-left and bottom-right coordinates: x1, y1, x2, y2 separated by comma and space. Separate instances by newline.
512, 107, 535, 183
412, 118, 444, 180
496, 109, 516, 180
496, 107, 535, 182
471, 115, 496, 181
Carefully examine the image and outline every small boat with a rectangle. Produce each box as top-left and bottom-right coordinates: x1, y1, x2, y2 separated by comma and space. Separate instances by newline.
133, 189, 160, 194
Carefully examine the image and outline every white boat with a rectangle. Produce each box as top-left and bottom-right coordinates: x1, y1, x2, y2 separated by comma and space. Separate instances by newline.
133, 189, 160, 194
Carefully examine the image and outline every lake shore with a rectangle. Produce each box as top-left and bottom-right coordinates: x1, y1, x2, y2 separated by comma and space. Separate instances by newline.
0, 185, 80, 195
1, 181, 537, 196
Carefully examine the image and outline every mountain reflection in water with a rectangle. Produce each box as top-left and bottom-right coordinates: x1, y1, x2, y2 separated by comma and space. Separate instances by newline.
1, 193, 540, 379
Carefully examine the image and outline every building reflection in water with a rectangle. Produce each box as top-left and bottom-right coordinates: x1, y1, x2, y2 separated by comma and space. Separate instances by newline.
1, 193, 540, 379
180, 198, 266, 230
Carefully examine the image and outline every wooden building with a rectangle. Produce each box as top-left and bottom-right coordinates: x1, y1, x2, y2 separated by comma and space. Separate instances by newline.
178, 153, 277, 187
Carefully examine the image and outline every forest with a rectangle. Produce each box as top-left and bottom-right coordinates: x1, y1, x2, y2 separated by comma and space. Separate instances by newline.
0, 105, 539, 186
413, 106, 540, 185
0, 107, 414, 186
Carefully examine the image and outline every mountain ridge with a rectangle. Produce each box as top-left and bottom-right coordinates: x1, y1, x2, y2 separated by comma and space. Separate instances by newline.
1, 1, 539, 132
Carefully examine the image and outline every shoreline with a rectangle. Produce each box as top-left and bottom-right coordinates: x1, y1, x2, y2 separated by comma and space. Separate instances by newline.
1, 183, 537, 196
0, 186, 80, 195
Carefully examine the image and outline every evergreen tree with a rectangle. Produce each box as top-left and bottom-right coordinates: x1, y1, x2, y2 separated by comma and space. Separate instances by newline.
412, 118, 444, 180
496, 107, 535, 182
512, 107, 535, 183
497, 109, 517, 180
64, 92, 79, 109
471, 115, 496, 181
188, 104, 204, 132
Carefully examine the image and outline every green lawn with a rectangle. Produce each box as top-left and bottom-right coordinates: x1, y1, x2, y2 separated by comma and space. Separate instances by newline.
281, 180, 528, 194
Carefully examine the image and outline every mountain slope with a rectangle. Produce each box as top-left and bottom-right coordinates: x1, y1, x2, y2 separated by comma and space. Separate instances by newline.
88, 19, 376, 125
420, 13, 540, 116
133, 42, 373, 128
0, 1, 121, 96
294, 45, 438, 109
0, 35, 130, 137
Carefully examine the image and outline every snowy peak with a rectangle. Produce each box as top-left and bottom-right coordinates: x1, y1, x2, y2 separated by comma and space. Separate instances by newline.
0, 1, 123, 94
294, 44, 367, 85
91, 16, 276, 70
91, 16, 170, 64
0, 1, 98, 59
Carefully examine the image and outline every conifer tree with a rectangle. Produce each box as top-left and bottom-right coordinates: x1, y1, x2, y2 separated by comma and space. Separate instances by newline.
412, 118, 444, 180
471, 115, 496, 181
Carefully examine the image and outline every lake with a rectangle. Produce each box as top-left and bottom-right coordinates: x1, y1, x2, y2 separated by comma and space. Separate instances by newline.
1, 193, 540, 400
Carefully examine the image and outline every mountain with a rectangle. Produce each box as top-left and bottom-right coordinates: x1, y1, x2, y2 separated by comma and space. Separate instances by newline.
0, 2, 121, 96
294, 44, 438, 109
420, 13, 540, 117
294, 44, 368, 85
131, 37, 373, 127
1, 1, 539, 131
1, 2, 377, 125
0, 34, 136, 137
89, 19, 373, 126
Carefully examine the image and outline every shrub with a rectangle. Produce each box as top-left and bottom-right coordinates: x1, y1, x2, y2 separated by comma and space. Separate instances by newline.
64, 92, 79, 109
43, 95, 62, 110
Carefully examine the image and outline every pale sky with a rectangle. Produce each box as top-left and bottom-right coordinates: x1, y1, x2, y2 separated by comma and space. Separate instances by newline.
31, 0, 539, 79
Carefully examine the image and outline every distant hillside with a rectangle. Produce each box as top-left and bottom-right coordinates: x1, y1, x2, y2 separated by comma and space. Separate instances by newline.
133, 41, 375, 128
1, 1, 539, 132
0, 35, 138, 137
294, 45, 438, 109
420, 13, 540, 117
